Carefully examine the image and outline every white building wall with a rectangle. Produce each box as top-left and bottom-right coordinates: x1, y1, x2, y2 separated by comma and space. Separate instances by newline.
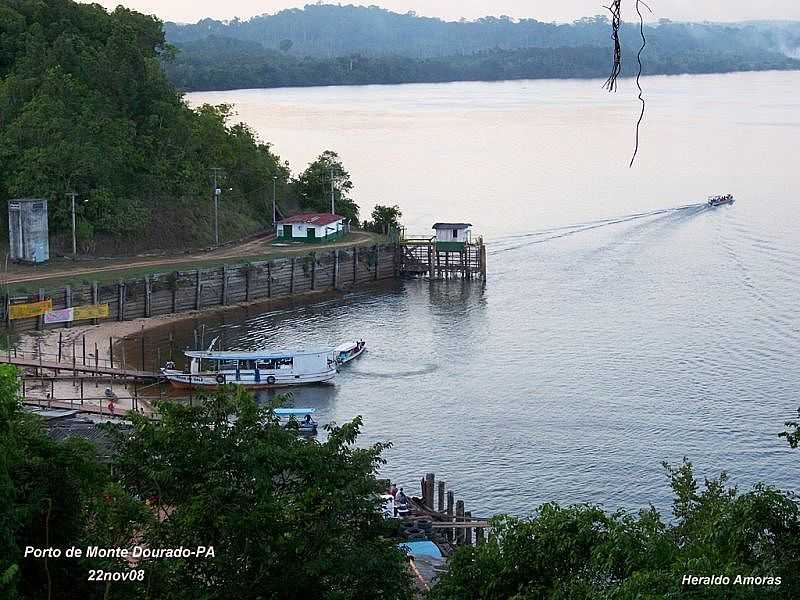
434, 227, 469, 243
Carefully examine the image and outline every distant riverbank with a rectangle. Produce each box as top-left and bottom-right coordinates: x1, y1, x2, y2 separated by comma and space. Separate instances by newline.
166, 42, 800, 92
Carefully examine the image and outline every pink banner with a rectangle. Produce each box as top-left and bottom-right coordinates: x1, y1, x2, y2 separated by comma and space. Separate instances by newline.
43, 308, 74, 324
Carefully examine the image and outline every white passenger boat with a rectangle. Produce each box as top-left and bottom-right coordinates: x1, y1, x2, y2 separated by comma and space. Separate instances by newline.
335, 340, 366, 365
708, 194, 735, 207
161, 349, 337, 389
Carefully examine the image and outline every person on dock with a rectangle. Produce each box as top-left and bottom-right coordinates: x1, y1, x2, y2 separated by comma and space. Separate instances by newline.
396, 488, 408, 508
389, 483, 398, 498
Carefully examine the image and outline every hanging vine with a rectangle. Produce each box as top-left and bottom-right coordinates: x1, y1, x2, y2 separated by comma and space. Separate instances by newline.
603, 0, 652, 167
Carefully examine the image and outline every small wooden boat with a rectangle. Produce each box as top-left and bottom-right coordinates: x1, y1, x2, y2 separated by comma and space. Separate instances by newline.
161, 348, 337, 389
273, 408, 318, 436
708, 194, 735, 207
335, 340, 366, 365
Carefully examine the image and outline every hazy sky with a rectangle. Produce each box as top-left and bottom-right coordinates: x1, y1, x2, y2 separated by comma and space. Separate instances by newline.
81, 1, 800, 24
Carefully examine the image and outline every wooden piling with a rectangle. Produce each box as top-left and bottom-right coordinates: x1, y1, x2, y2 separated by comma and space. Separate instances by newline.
437, 480, 445, 513
144, 275, 152, 317
245, 266, 251, 302
64, 285, 72, 328
117, 283, 125, 321
353, 246, 358, 285
424, 473, 435, 509
221, 265, 228, 305
91, 282, 99, 325
310, 252, 316, 290
290, 257, 295, 294
333, 249, 339, 289
195, 270, 202, 310
446, 491, 454, 542
37, 289, 45, 330
464, 511, 473, 546
455, 500, 465, 545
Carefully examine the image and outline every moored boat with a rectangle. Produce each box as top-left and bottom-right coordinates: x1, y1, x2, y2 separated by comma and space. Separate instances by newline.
273, 408, 318, 436
708, 194, 735, 207
161, 349, 337, 389
335, 340, 366, 365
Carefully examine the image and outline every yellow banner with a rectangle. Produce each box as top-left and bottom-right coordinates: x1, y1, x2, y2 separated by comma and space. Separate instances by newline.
9, 299, 53, 320
73, 303, 110, 321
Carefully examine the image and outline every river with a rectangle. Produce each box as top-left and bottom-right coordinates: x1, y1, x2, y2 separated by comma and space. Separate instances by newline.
169, 72, 800, 516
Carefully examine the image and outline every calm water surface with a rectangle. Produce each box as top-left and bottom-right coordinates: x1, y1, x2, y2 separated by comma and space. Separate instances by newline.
174, 73, 800, 515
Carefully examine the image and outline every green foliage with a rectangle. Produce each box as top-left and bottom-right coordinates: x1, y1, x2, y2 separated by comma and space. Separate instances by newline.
0, 0, 296, 251
365, 204, 402, 234
161, 7, 800, 91
430, 459, 800, 599
164, 5, 800, 61
780, 408, 800, 448
295, 150, 359, 223
0, 367, 412, 599
0, 364, 125, 599
106, 388, 414, 599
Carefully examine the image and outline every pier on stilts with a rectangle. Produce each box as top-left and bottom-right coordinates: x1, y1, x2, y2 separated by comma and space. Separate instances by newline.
1, 332, 163, 416
394, 472, 491, 551
399, 222, 486, 279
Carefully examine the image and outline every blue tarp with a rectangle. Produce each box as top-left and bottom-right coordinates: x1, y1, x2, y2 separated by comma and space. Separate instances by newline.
399, 540, 442, 559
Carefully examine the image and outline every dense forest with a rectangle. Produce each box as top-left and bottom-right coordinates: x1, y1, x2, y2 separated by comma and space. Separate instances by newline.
165, 36, 800, 91
163, 5, 800, 91
0, 0, 357, 254
164, 5, 800, 60
3, 370, 800, 598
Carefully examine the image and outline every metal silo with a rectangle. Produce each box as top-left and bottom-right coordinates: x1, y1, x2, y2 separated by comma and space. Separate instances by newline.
8, 198, 50, 263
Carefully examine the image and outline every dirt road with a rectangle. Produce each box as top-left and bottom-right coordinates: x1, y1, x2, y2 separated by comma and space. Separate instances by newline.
4, 231, 381, 286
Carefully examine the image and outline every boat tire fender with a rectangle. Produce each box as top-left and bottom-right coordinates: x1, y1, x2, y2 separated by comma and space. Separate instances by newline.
215, 374, 225, 385
267, 375, 276, 385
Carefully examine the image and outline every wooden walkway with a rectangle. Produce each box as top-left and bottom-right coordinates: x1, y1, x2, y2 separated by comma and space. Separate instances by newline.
0, 356, 160, 380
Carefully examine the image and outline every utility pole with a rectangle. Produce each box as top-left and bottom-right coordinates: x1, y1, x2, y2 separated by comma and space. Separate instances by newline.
330, 167, 335, 214
272, 175, 277, 227
210, 168, 224, 247
66, 191, 78, 255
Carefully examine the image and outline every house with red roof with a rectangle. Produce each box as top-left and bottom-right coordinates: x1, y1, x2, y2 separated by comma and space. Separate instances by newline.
275, 212, 348, 243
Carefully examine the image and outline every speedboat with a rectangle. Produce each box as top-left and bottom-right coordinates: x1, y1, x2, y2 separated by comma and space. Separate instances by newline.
161, 348, 337, 389
708, 194, 735, 207
335, 340, 366, 365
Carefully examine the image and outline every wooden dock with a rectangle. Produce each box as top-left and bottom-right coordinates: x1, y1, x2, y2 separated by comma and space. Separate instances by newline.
393, 472, 490, 551
399, 239, 486, 279
0, 356, 160, 380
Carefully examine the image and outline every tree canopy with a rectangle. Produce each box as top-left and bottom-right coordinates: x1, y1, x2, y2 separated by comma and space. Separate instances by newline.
0, 0, 357, 254
164, 5, 800, 61
295, 150, 359, 223
430, 460, 800, 599
0, 368, 414, 599
162, 5, 800, 92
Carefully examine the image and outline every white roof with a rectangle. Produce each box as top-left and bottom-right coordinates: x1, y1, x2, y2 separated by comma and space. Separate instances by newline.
185, 349, 333, 360
335, 341, 360, 353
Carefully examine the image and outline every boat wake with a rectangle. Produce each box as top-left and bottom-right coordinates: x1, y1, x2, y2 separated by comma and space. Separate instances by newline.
488, 202, 707, 255
346, 363, 439, 379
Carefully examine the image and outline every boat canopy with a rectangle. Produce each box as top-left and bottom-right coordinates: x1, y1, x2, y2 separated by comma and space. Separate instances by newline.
335, 341, 359, 353
273, 408, 317, 416
185, 349, 333, 361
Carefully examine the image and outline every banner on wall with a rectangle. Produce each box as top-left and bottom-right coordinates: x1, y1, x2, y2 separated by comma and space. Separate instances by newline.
73, 304, 110, 321
9, 299, 53, 320
43, 308, 74, 324
40, 303, 110, 324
